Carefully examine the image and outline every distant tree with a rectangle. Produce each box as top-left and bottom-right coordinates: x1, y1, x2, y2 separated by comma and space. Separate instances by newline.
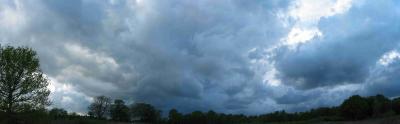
186, 111, 206, 124
302, 107, 336, 119
130, 103, 161, 123
88, 96, 111, 119
49, 108, 68, 119
340, 95, 370, 120
366, 94, 392, 117
68, 112, 80, 119
206, 110, 218, 124
393, 97, 400, 114
110, 99, 130, 122
168, 109, 182, 124
0, 46, 50, 114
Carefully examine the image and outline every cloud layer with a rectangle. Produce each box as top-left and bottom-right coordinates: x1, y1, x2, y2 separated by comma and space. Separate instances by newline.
1, 0, 400, 115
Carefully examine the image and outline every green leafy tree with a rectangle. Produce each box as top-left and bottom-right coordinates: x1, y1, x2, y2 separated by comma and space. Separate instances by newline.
88, 96, 111, 119
130, 103, 161, 123
110, 99, 130, 122
0, 46, 50, 114
340, 95, 370, 120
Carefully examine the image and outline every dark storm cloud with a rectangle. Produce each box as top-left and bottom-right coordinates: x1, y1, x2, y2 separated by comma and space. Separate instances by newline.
365, 65, 400, 97
362, 50, 400, 98
273, 0, 400, 90
274, 88, 321, 104
0, 0, 291, 114
1, 0, 400, 115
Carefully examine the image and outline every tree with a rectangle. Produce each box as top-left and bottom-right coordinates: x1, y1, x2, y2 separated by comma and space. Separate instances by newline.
206, 110, 218, 124
130, 103, 161, 123
186, 111, 206, 124
168, 109, 182, 124
393, 97, 400, 114
0, 46, 50, 114
88, 96, 111, 119
340, 95, 370, 120
110, 99, 130, 122
49, 108, 68, 119
366, 94, 391, 117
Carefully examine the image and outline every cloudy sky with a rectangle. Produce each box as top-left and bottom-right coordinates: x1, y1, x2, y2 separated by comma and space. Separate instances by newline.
1, 0, 400, 115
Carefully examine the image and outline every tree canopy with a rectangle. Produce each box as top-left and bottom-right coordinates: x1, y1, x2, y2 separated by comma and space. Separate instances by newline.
340, 95, 370, 120
0, 46, 50, 114
392, 97, 400, 114
88, 95, 111, 119
130, 103, 161, 123
110, 99, 130, 122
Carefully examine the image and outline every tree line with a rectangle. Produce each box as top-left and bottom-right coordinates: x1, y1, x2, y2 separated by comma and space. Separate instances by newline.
79, 94, 400, 124
1, 45, 400, 124
86, 96, 161, 123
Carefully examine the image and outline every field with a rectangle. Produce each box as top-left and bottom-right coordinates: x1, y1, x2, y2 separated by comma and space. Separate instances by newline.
263, 115, 400, 124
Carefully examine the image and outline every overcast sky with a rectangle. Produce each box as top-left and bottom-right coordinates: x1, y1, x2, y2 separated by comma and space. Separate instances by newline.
1, 0, 400, 115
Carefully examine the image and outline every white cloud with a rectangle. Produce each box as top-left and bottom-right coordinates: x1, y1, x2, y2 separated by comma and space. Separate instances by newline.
64, 43, 119, 71
284, 27, 322, 47
263, 66, 282, 87
378, 50, 400, 66
289, 0, 353, 23
61, 96, 73, 104
282, 0, 353, 47
0, 0, 27, 33
48, 76, 93, 113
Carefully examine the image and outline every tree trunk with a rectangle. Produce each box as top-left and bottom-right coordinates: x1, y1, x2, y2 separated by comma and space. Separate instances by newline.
6, 87, 13, 114
6, 87, 15, 124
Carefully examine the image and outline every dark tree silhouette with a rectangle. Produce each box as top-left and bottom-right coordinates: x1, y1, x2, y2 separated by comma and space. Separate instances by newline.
366, 94, 392, 117
393, 97, 400, 114
130, 103, 161, 123
168, 109, 182, 124
110, 99, 130, 122
88, 96, 111, 119
3, 93, 399, 124
340, 95, 370, 120
49, 108, 68, 119
186, 111, 206, 124
0, 46, 50, 114
206, 110, 218, 124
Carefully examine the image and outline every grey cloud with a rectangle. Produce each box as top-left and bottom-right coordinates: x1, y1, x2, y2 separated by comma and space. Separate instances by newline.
2, 0, 400, 115
273, 0, 400, 90
363, 58, 400, 97
0, 0, 291, 114
274, 88, 320, 105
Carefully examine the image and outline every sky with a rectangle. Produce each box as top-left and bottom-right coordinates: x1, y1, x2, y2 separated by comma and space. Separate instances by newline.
0, 0, 400, 115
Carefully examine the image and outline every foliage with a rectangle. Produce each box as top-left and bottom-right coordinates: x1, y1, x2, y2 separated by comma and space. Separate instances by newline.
88, 95, 111, 119
366, 94, 392, 117
130, 102, 161, 123
340, 95, 370, 120
168, 109, 183, 124
0, 93, 397, 124
393, 97, 400, 114
0, 46, 50, 114
49, 108, 68, 119
110, 99, 130, 122
163, 94, 400, 123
